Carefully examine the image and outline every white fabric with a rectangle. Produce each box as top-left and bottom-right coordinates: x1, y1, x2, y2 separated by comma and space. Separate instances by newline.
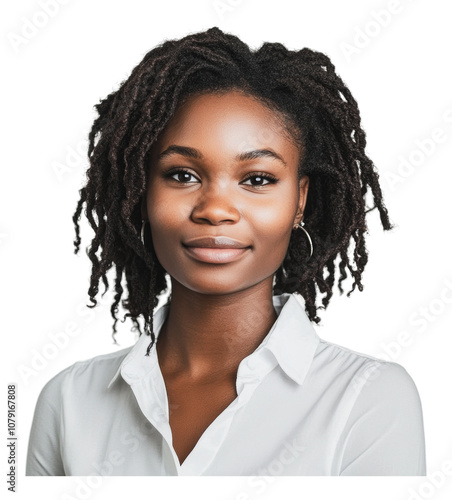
26, 293, 426, 476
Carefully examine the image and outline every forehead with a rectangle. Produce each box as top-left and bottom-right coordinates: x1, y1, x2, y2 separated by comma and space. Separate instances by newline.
153, 90, 299, 161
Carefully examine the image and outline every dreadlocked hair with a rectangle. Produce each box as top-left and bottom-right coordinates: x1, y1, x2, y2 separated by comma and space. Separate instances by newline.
72, 26, 393, 356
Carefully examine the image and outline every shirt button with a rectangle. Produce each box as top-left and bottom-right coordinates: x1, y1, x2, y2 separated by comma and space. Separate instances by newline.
246, 357, 257, 370
152, 408, 166, 423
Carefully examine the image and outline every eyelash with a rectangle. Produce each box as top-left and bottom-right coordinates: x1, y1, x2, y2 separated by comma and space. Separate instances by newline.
164, 168, 279, 188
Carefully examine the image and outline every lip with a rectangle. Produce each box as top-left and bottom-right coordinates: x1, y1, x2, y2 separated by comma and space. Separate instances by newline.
182, 236, 250, 249
182, 236, 251, 264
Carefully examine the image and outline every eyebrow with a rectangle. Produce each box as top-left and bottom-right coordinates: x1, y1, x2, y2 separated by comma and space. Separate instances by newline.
156, 145, 287, 166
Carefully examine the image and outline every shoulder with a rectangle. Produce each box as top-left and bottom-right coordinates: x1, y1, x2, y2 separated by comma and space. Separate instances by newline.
311, 338, 423, 412
317, 343, 427, 475
36, 346, 132, 406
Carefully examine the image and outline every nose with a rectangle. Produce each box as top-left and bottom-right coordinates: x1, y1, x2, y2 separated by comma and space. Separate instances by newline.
190, 183, 241, 225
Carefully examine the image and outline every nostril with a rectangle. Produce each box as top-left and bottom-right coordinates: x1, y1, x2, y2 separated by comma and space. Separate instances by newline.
190, 201, 241, 225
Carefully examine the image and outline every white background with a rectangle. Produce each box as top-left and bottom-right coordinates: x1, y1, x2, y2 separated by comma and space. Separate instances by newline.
2, 0, 452, 498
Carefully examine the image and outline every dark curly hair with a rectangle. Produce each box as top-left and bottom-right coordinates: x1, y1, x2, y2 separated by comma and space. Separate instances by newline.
72, 27, 392, 356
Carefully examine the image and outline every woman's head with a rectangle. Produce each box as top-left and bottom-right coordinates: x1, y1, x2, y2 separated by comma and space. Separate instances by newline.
72, 27, 392, 346
143, 89, 308, 300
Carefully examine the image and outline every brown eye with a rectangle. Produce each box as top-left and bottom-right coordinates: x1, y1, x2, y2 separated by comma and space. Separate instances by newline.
247, 176, 267, 186
242, 172, 278, 187
164, 168, 199, 183
174, 172, 195, 182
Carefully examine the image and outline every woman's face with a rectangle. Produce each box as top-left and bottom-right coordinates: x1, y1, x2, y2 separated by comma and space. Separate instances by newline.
143, 90, 309, 295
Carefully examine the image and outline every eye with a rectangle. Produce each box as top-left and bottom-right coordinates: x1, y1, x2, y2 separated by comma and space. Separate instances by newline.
241, 172, 279, 188
163, 168, 279, 188
164, 168, 199, 183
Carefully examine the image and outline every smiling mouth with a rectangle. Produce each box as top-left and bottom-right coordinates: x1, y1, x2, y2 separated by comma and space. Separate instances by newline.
182, 245, 250, 264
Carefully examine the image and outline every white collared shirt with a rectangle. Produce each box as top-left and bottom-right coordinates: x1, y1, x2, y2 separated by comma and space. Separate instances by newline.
26, 293, 426, 476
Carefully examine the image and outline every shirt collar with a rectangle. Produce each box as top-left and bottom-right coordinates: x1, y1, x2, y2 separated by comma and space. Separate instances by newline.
107, 301, 169, 389
107, 293, 320, 389
257, 293, 320, 385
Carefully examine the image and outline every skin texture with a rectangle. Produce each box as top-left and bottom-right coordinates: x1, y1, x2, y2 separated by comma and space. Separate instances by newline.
141, 90, 309, 465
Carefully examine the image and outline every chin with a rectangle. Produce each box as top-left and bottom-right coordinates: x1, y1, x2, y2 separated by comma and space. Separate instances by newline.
171, 272, 254, 296
183, 280, 248, 296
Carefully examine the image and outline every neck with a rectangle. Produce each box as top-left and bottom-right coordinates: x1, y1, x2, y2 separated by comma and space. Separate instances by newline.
156, 277, 278, 382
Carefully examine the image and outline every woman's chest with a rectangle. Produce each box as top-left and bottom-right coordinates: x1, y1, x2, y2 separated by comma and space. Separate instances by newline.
164, 376, 239, 466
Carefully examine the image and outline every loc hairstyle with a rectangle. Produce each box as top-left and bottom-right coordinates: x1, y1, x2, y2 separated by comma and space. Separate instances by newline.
72, 27, 392, 355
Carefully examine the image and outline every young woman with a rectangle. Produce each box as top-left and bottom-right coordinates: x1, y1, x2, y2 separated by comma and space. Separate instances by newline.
26, 27, 426, 476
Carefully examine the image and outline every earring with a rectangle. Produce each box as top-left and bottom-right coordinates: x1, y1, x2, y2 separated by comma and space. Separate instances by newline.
292, 219, 313, 258
140, 220, 146, 245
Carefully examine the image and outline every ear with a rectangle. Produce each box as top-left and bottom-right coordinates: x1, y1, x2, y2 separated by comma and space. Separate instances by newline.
293, 175, 309, 226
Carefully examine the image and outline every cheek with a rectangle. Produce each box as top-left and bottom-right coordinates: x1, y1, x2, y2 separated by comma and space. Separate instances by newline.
145, 188, 184, 264
146, 202, 184, 275
251, 194, 297, 260
146, 183, 182, 230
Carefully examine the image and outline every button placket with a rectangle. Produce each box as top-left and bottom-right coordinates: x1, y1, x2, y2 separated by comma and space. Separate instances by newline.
123, 347, 181, 473
178, 354, 272, 475
179, 400, 239, 475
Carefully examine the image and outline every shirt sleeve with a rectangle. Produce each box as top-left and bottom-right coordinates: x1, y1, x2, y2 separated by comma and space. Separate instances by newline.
26, 373, 66, 476
339, 361, 426, 476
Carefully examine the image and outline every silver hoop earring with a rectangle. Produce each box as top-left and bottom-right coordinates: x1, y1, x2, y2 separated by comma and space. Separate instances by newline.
140, 220, 146, 245
293, 220, 313, 258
